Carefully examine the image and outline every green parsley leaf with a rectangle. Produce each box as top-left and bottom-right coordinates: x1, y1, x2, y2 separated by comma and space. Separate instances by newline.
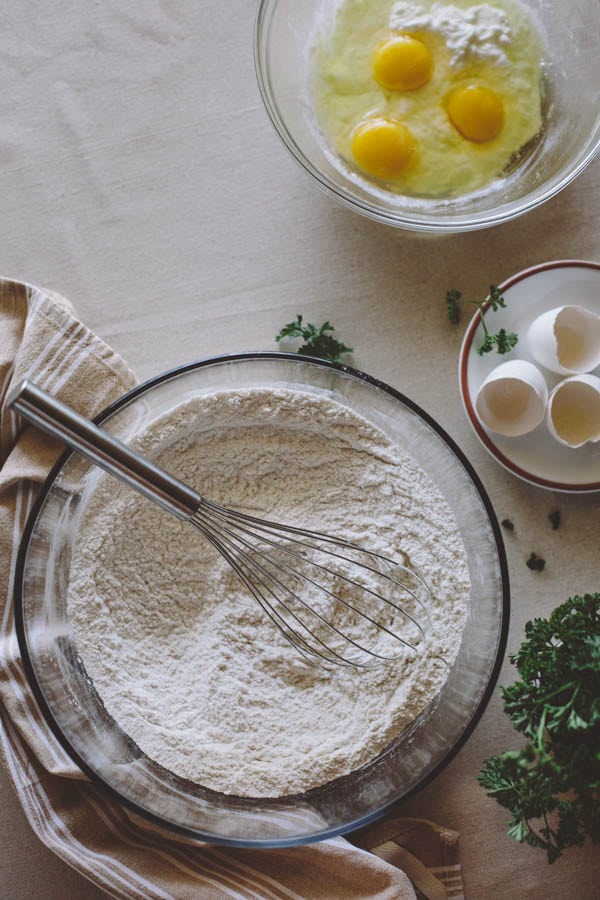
275, 315, 352, 363
446, 284, 518, 356
494, 328, 519, 355
445, 289, 462, 325
488, 284, 508, 312
479, 593, 600, 863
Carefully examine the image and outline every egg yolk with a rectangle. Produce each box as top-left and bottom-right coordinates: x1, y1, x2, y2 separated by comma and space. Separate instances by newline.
446, 84, 504, 143
372, 34, 433, 91
351, 118, 417, 179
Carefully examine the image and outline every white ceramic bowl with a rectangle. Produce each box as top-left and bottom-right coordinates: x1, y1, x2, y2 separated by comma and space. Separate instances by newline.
459, 260, 600, 491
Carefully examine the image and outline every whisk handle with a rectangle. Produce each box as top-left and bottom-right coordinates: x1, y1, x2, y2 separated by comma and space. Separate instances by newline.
7, 380, 202, 520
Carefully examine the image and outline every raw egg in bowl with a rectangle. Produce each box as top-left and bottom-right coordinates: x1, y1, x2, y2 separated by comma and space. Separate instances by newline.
255, 0, 600, 231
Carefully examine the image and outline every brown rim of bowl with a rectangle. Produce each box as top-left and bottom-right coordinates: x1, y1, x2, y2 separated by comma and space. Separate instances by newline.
459, 259, 600, 493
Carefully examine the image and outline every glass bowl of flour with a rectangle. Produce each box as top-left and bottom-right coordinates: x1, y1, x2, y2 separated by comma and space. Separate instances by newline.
15, 354, 508, 846
255, 0, 600, 232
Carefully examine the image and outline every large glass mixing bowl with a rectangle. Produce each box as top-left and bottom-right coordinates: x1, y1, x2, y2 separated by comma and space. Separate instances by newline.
255, 0, 600, 233
15, 354, 509, 847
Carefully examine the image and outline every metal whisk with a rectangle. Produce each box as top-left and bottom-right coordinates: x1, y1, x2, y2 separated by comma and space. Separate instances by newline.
8, 380, 430, 669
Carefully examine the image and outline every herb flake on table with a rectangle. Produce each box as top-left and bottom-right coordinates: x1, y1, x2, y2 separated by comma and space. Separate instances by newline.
275, 315, 352, 363
526, 552, 546, 572
446, 284, 518, 356
478, 593, 600, 863
548, 510, 561, 530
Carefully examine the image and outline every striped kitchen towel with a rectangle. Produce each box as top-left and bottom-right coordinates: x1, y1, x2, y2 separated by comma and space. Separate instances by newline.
350, 817, 465, 900
0, 277, 463, 899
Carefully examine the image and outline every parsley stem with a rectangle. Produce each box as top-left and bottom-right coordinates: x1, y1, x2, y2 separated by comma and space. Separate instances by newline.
542, 812, 559, 845
526, 681, 578, 710
478, 308, 490, 338
445, 285, 518, 356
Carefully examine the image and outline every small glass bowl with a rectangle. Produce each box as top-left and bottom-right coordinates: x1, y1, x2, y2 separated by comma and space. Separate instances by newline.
254, 0, 600, 233
15, 354, 509, 846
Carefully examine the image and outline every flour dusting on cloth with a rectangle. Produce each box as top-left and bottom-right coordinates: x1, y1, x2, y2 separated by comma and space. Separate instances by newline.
67, 388, 469, 798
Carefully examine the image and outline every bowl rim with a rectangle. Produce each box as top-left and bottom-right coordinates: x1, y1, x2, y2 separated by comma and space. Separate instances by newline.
14, 352, 510, 847
253, 0, 600, 233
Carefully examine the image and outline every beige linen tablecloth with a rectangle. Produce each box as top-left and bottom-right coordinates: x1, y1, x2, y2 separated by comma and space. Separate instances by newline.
0, 278, 465, 899
1, 2, 599, 897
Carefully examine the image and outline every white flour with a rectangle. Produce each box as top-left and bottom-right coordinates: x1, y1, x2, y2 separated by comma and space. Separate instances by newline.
68, 388, 469, 797
389, 2, 513, 67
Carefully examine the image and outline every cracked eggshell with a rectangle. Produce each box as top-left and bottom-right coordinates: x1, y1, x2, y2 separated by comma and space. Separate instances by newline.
475, 360, 548, 437
527, 305, 600, 375
547, 374, 600, 448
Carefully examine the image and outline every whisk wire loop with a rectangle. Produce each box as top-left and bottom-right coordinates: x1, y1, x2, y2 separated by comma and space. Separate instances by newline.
194, 525, 348, 667
203, 500, 429, 618
192, 507, 400, 667
193, 500, 429, 667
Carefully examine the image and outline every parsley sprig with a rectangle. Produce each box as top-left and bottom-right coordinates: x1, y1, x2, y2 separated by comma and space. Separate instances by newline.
478, 593, 600, 863
276, 315, 352, 363
446, 285, 519, 356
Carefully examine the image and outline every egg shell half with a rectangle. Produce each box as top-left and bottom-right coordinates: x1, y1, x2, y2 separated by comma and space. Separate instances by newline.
527, 305, 600, 375
547, 373, 600, 448
475, 359, 548, 437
